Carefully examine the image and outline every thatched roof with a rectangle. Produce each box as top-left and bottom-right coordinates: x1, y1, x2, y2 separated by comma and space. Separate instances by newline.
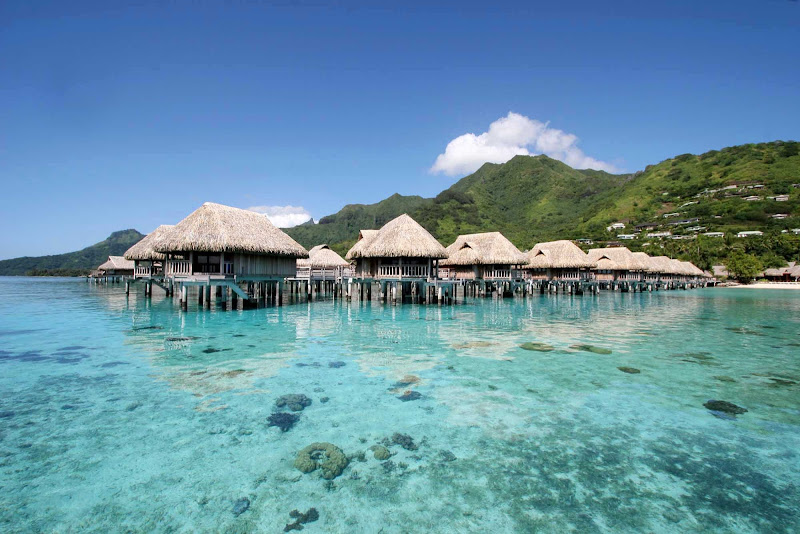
98, 256, 134, 271
344, 230, 379, 260
345, 214, 447, 260
524, 240, 595, 269
587, 247, 648, 271
297, 244, 350, 268
152, 202, 308, 258
440, 232, 526, 266
668, 259, 689, 275
631, 252, 653, 272
124, 225, 174, 261
647, 256, 675, 273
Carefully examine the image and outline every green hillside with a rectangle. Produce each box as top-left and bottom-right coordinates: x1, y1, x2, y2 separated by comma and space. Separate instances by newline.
0, 229, 145, 276
286, 141, 800, 269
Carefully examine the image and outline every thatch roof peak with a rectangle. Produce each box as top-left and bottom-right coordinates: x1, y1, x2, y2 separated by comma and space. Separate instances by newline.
98, 256, 134, 271
345, 229, 379, 260
152, 202, 308, 257
441, 232, 526, 266
346, 214, 447, 260
525, 240, 595, 269
297, 244, 350, 268
124, 225, 174, 261
588, 247, 648, 271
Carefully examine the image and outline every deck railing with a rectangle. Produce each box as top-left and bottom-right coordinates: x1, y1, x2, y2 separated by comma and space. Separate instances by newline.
378, 264, 430, 279
134, 265, 152, 277
168, 260, 191, 275
485, 269, 512, 279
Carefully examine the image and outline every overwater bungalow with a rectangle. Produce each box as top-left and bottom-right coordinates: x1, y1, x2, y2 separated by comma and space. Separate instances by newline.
587, 247, 649, 289
440, 232, 526, 281
344, 214, 449, 303
345, 214, 446, 280
296, 244, 352, 281
150, 202, 308, 309
93, 256, 134, 282
523, 240, 596, 282
124, 224, 174, 279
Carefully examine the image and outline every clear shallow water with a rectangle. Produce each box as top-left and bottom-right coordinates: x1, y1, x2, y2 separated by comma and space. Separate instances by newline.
0, 278, 799, 533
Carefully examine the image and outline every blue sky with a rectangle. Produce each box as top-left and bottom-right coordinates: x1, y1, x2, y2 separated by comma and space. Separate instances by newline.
1, 0, 798, 259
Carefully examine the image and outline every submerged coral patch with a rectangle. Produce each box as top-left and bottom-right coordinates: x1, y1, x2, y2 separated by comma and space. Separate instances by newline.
397, 390, 422, 402
294, 443, 348, 479
328, 361, 346, 368
570, 344, 612, 355
268, 412, 300, 432
520, 342, 555, 352
704, 400, 748, 416
617, 367, 641, 374
391, 433, 418, 451
276, 394, 312, 411
284, 508, 319, 532
370, 445, 391, 460
232, 497, 250, 516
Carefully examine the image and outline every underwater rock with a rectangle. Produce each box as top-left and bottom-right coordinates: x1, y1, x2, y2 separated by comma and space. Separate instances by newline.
390, 375, 420, 389
294, 443, 348, 479
520, 342, 555, 352
328, 361, 346, 368
452, 341, 495, 349
767, 378, 797, 387
125, 401, 142, 411
440, 450, 457, 462
713, 376, 737, 383
370, 445, 391, 460
320, 397, 329, 404
617, 367, 641, 374
397, 390, 422, 402
391, 433, 418, 451
202, 347, 231, 354
268, 412, 300, 432
232, 497, 250, 516
488, 385, 498, 390
570, 344, 612, 355
284, 508, 319, 532
704, 400, 748, 416
276, 394, 312, 412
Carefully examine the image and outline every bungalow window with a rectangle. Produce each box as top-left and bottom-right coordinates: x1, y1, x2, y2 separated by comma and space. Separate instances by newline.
195, 255, 221, 273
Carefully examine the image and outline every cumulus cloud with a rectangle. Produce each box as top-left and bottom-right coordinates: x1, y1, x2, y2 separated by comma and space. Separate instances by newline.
247, 205, 313, 228
430, 112, 618, 176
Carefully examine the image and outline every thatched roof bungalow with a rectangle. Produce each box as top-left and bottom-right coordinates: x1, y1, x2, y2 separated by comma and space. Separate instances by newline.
588, 247, 648, 281
440, 232, 526, 280
152, 202, 308, 279
124, 225, 174, 278
296, 244, 352, 280
345, 214, 446, 280
523, 240, 596, 281
96, 256, 135, 276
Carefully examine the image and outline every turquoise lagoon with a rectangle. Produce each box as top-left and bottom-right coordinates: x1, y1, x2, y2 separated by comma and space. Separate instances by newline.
0, 277, 799, 532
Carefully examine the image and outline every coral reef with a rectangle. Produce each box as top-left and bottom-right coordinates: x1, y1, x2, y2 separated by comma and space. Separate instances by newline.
397, 390, 422, 402
284, 508, 319, 531
520, 342, 554, 352
369, 445, 391, 460
268, 412, 300, 432
294, 443, 349, 479
232, 497, 250, 516
440, 450, 457, 462
276, 394, 312, 412
391, 433, 418, 451
704, 400, 748, 416
570, 344, 612, 355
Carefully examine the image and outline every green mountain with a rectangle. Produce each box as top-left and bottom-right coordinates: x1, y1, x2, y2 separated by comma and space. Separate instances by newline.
0, 229, 145, 276
285, 141, 800, 269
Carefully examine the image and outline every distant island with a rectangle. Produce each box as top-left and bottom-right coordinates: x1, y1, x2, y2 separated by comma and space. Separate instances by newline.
1, 141, 798, 276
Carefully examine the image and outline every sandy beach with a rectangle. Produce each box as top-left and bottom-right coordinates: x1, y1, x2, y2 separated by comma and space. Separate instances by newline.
719, 282, 800, 290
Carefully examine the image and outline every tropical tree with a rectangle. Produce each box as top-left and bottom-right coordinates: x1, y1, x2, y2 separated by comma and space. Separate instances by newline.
725, 252, 764, 282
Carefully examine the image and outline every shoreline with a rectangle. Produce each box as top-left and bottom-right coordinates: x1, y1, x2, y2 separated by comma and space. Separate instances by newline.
718, 282, 800, 290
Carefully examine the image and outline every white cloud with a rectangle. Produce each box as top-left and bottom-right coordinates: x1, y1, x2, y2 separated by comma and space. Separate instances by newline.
247, 205, 312, 228
430, 112, 618, 176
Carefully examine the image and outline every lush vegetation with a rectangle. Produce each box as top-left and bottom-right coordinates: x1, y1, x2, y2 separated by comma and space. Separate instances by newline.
286, 141, 800, 269
0, 230, 145, 276
6, 141, 798, 276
